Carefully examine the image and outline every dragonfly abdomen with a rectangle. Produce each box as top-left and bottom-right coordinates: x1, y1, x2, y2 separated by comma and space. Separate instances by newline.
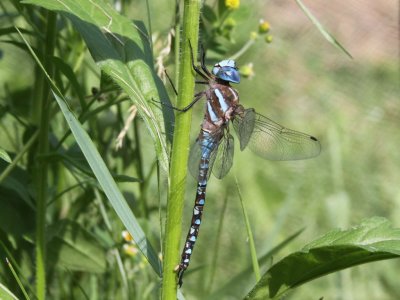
176, 134, 217, 286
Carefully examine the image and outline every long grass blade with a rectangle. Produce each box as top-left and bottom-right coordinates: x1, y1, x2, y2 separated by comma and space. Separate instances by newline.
6, 258, 31, 300
235, 177, 260, 281
295, 0, 353, 59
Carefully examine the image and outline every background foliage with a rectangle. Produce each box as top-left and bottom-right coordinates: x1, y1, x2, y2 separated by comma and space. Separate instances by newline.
0, 0, 399, 299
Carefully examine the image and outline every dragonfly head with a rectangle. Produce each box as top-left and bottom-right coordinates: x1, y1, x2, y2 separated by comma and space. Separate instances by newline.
212, 59, 240, 84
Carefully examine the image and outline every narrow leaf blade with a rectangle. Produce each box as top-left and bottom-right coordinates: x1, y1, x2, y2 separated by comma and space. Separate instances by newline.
295, 0, 353, 59
0, 148, 11, 163
52, 91, 162, 275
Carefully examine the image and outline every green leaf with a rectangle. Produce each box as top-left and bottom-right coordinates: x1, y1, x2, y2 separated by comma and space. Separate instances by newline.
51, 91, 162, 275
295, 0, 353, 59
0, 148, 12, 163
23, 0, 173, 172
245, 217, 400, 299
0, 283, 19, 300
0, 159, 34, 210
47, 220, 107, 273
202, 4, 217, 23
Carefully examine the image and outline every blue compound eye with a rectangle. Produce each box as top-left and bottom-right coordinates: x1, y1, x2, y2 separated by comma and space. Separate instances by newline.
212, 59, 240, 83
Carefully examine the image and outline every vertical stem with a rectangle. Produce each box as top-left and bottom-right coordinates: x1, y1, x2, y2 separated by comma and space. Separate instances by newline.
35, 11, 57, 300
235, 177, 261, 281
162, 0, 201, 298
174, 0, 181, 93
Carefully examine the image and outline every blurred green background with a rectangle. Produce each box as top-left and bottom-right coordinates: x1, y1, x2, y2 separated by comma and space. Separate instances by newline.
0, 0, 399, 299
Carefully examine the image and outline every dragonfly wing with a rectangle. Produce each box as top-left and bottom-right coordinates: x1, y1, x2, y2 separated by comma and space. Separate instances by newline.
233, 108, 256, 151
212, 133, 234, 179
234, 108, 321, 161
188, 130, 224, 180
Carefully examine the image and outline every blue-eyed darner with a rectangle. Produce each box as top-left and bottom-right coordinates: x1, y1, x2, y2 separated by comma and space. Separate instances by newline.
173, 44, 321, 287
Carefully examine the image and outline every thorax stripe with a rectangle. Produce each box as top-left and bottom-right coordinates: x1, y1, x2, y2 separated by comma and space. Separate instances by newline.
207, 102, 220, 123
214, 89, 229, 113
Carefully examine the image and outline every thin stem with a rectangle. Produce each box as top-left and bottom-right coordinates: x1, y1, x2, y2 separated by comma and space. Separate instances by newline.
35, 11, 57, 300
235, 176, 261, 281
174, 0, 181, 99
0, 130, 39, 185
230, 39, 256, 61
162, 0, 202, 298
145, 0, 153, 51
6, 258, 31, 300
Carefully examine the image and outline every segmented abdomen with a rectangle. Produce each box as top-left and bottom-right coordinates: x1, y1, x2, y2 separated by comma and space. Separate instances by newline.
176, 132, 217, 286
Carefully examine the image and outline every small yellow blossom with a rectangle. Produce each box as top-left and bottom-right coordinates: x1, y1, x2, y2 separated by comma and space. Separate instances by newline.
121, 230, 133, 242
259, 19, 270, 33
225, 0, 240, 10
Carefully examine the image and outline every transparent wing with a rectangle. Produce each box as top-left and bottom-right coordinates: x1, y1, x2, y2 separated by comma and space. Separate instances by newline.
233, 108, 321, 161
188, 129, 224, 180
212, 133, 234, 179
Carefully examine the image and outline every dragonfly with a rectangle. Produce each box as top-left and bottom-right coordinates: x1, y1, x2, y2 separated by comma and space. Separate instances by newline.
172, 44, 321, 287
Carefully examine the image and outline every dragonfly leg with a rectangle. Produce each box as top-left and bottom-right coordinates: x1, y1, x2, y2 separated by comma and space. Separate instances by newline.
188, 40, 211, 82
152, 91, 204, 113
164, 69, 178, 96
200, 44, 212, 77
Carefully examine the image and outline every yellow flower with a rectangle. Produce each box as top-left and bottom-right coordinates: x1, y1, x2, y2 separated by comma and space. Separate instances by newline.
259, 19, 270, 33
225, 0, 240, 10
121, 230, 133, 242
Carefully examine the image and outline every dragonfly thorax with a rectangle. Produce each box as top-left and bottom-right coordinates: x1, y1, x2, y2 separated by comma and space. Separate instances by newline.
212, 59, 240, 84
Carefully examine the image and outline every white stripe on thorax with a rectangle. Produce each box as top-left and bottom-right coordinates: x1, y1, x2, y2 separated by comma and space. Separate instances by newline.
214, 89, 229, 112
207, 102, 219, 123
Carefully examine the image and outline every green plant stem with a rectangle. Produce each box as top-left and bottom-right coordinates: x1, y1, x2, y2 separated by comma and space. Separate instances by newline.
231, 38, 256, 61
35, 11, 57, 300
6, 258, 31, 300
162, 0, 201, 298
235, 176, 261, 282
0, 130, 38, 184
174, 0, 181, 93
